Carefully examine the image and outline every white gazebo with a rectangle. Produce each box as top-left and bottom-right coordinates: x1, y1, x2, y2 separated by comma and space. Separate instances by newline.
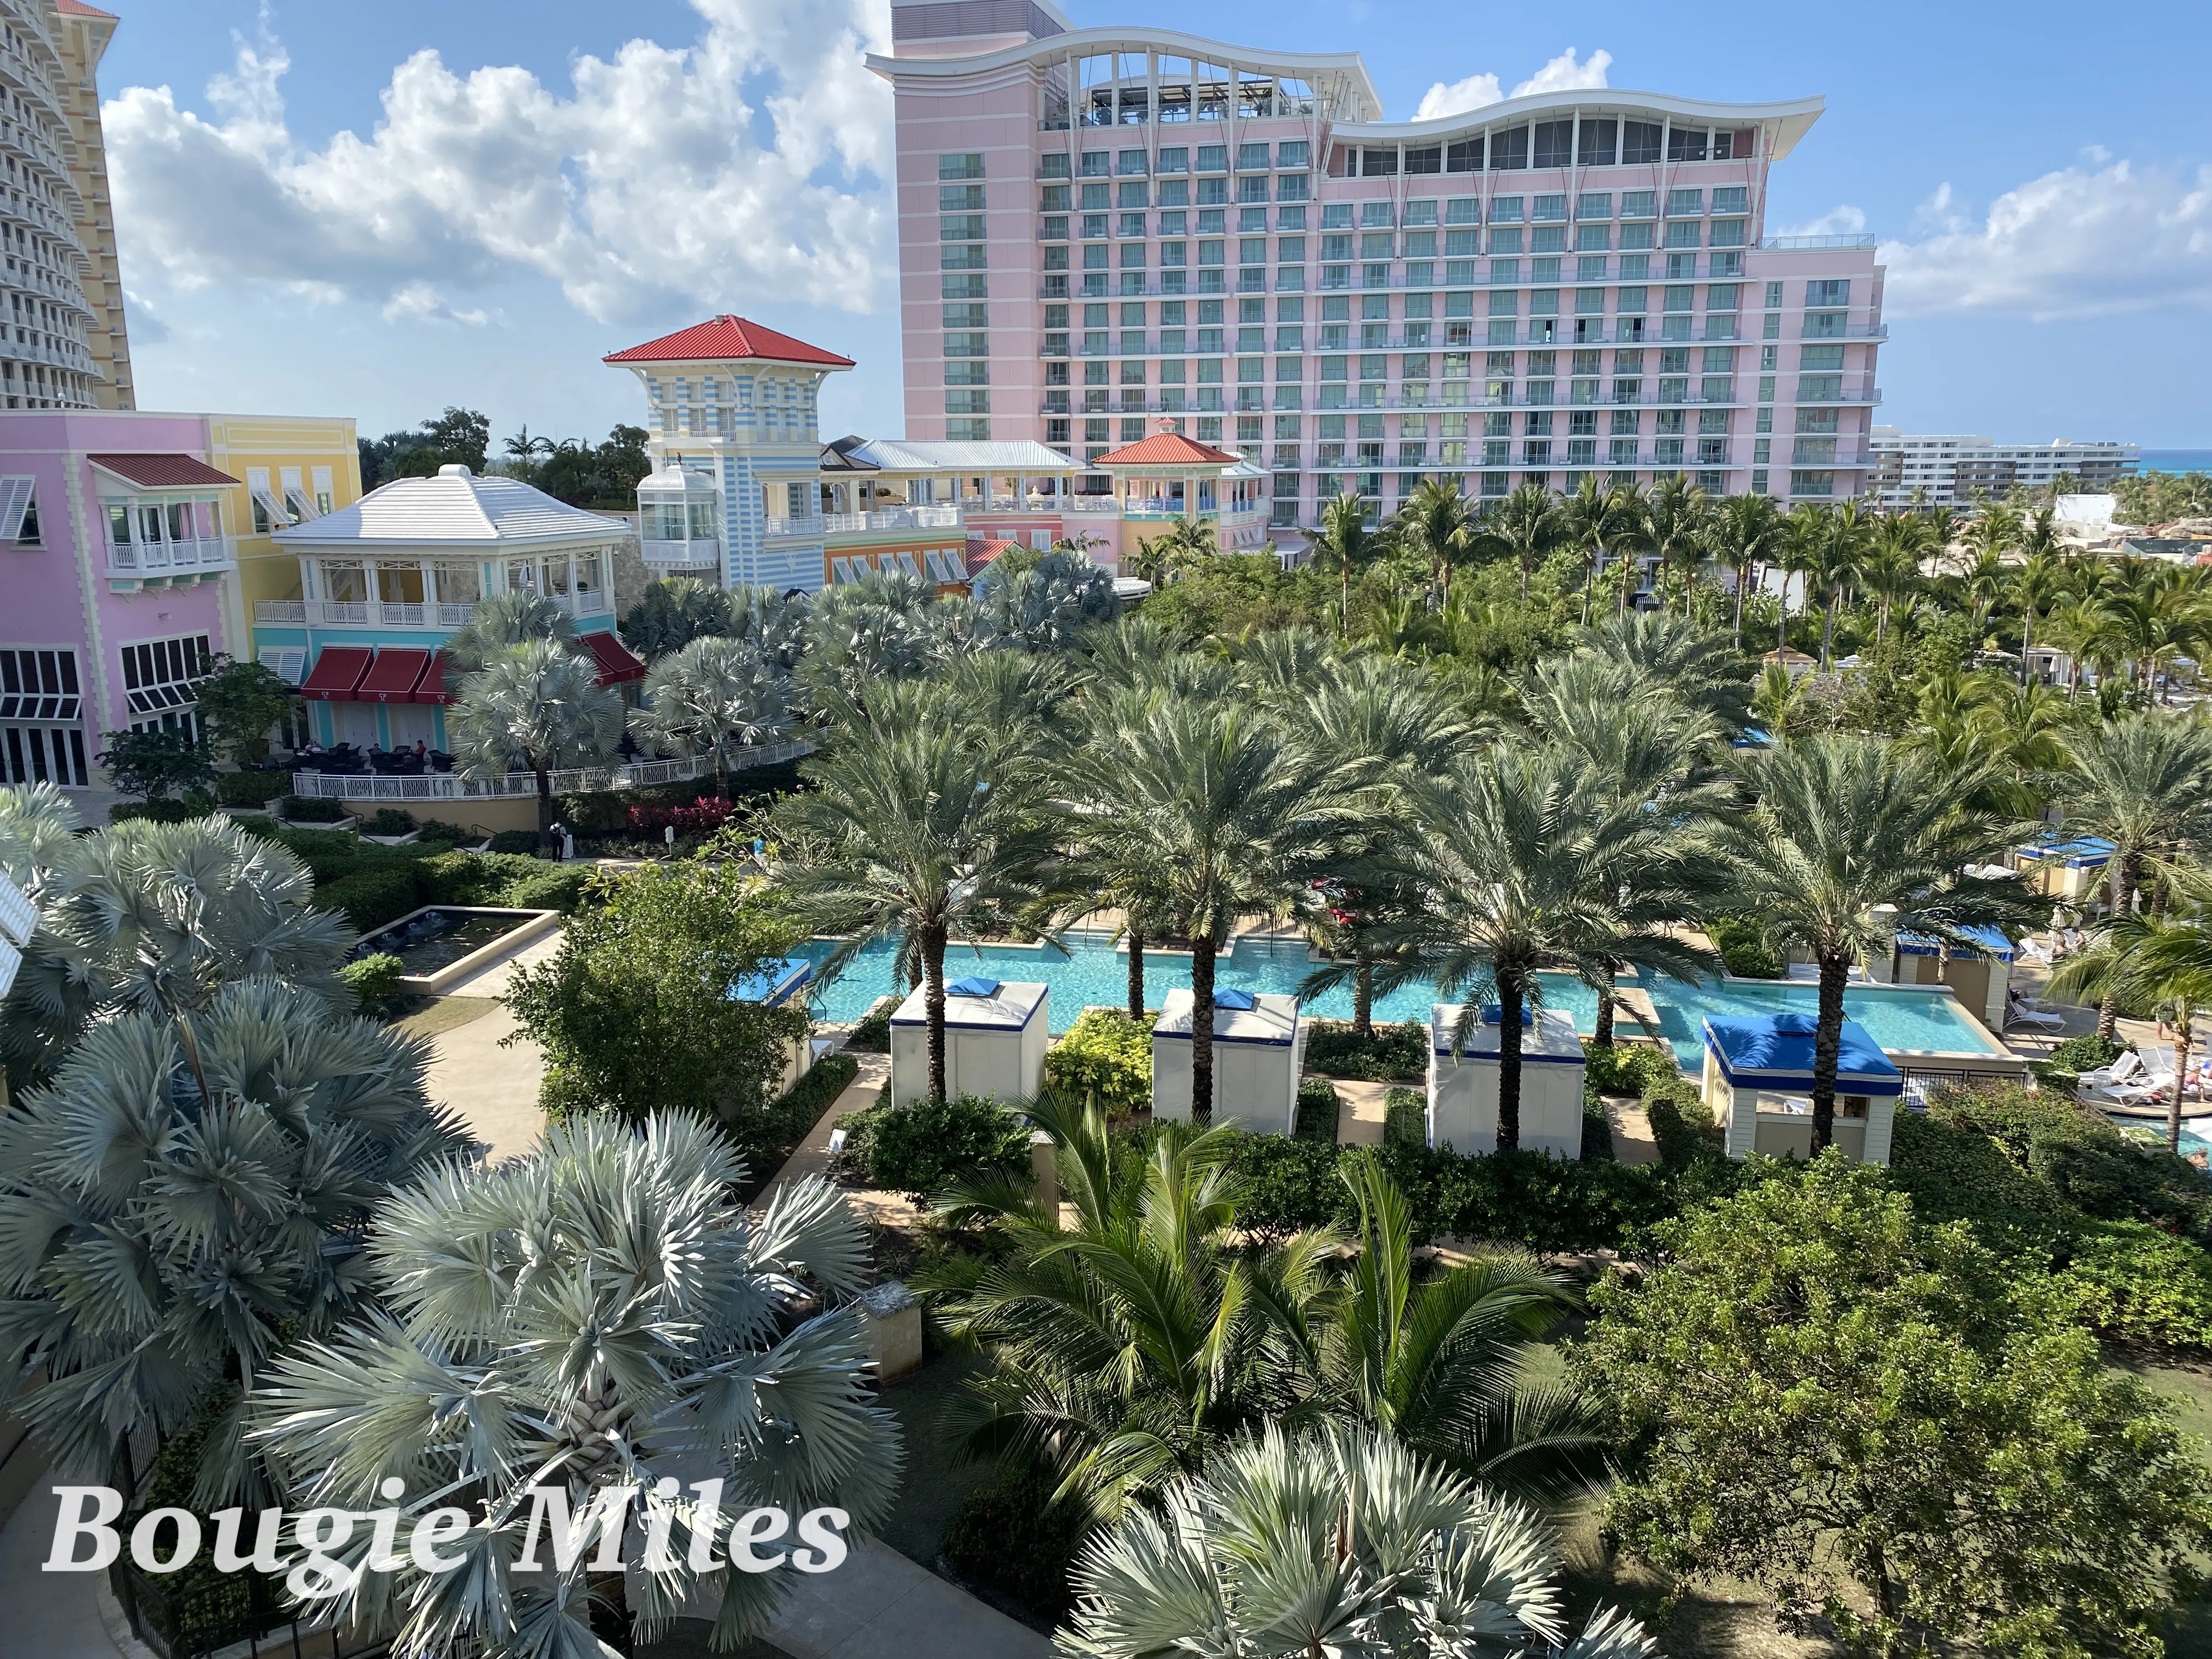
1700, 1012, 1901, 1166
889, 978, 1048, 1108
1426, 1003, 1588, 1159
1152, 988, 1304, 1133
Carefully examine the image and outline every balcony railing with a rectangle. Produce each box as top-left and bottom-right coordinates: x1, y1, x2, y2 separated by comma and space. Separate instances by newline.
1758, 234, 1878, 251
641, 538, 720, 566
249, 598, 551, 629
821, 505, 964, 535
289, 743, 817, 803
107, 535, 236, 576
761, 514, 825, 538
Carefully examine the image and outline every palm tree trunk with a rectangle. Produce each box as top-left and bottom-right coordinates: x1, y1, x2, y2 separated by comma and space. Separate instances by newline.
1340, 565, 1351, 637
2171, 1012, 2194, 1156
923, 921, 950, 1102
1819, 595, 1835, 670
2098, 851, 2143, 1040
1733, 561, 1747, 648
1353, 950, 1374, 1042
1810, 950, 1848, 1153
1190, 932, 1217, 1126
1519, 555, 1531, 601
1126, 926, 1146, 1021
1496, 967, 1524, 1153
591, 1565, 636, 1655
2020, 605, 2035, 687
1593, 967, 1616, 1047
1579, 550, 1595, 627
535, 763, 555, 856
714, 748, 731, 803
1778, 583, 1789, 654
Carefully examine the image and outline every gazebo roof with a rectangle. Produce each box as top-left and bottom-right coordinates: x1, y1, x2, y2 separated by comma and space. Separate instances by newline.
1702, 1012, 1903, 1094
1096, 431, 1244, 468
603, 314, 853, 368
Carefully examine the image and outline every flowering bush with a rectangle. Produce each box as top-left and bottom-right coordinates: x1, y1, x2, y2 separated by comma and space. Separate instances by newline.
625, 794, 735, 837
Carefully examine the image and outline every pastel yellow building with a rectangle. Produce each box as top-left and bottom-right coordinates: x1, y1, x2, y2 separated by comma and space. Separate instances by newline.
206, 414, 362, 681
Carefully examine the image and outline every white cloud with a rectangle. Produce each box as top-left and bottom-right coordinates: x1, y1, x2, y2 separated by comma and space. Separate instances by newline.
1880, 157, 2212, 321
1777, 205, 1867, 239
1414, 47, 1610, 121
105, 0, 894, 325
381, 283, 489, 326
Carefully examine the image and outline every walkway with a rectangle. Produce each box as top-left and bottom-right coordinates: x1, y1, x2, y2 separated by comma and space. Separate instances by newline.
0, 1490, 126, 1659
763, 1537, 1049, 1659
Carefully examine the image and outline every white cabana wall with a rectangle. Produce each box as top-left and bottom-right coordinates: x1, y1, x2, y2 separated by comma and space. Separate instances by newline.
889, 979, 1048, 1108
1152, 988, 1304, 1134
1426, 1003, 1587, 1159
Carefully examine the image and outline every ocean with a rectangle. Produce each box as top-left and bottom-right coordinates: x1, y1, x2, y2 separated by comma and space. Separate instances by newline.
2139, 450, 2212, 475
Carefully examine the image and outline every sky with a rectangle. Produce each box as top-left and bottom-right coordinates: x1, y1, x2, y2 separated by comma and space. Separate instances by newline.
102, 0, 2212, 453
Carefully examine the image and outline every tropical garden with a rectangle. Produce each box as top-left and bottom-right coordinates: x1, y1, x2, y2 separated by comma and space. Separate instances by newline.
9, 468, 2212, 1656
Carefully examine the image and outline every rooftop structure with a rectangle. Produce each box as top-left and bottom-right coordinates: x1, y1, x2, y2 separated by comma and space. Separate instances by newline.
1869, 428, 2138, 508
871, 11, 1885, 563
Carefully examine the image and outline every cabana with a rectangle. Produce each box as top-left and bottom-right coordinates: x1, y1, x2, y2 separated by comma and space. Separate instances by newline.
729, 956, 816, 1093
1700, 1012, 1901, 1166
1426, 1003, 1587, 1158
2012, 834, 2114, 902
1878, 923, 2013, 1030
890, 978, 1048, 1108
1152, 988, 1303, 1133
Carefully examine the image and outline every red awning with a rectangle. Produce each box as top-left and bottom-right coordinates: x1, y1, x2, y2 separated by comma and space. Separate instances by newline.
580, 631, 646, 685
356, 647, 431, 703
297, 646, 373, 702
410, 651, 455, 705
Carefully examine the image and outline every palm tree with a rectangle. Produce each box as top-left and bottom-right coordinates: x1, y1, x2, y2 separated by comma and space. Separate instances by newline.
439, 587, 578, 672
1367, 746, 1716, 1149
0, 978, 468, 1493
0, 806, 356, 1086
1810, 498, 1871, 669
255, 1111, 899, 1656
630, 634, 800, 799
1775, 503, 1827, 655
1583, 608, 1756, 731
1718, 737, 2034, 1150
1645, 473, 1709, 614
1058, 1423, 1655, 1659
1128, 517, 1215, 588
774, 685, 1060, 1100
928, 1095, 1337, 1515
1708, 489, 1785, 649
502, 425, 556, 462
2050, 715, 2212, 1036
1559, 475, 1650, 624
1309, 489, 1387, 634
1062, 692, 1357, 1122
2051, 914, 2212, 1153
449, 637, 624, 853
1395, 476, 1474, 605
1469, 479, 1562, 600
618, 575, 735, 661
1861, 512, 1927, 647
1317, 1161, 1607, 1500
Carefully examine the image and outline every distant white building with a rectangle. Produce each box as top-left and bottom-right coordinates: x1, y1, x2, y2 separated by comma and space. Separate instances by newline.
1870, 429, 2137, 507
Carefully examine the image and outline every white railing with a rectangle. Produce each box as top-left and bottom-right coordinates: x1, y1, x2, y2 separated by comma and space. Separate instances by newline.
761, 515, 826, 538
108, 535, 236, 574
255, 600, 306, 623
820, 505, 964, 535
641, 538, 719, 566
288, 741, 816, 802
1063, 497, 1121, 514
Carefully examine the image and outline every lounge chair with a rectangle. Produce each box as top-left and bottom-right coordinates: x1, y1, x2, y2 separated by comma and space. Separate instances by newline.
2007, 1001, 2066, 1032
2083, 1047, 2177, 1109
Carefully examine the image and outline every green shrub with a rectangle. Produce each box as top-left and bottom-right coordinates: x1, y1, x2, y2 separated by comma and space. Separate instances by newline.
362, 807, 417, 836
108, 799, 194, 824
1643, 1079, 1726, 1169
940, 1464, 1087, 1624
313, 866, 428, 933
1383, 1085, 1426, 1148
502, 865, 591, 912
843, 995, 896, 1053
414, 818, 475, 844
1582, 1041, 1682, 1097
281, 793, 346, 822
213, 770, 290, 806
1303, 1019, 1428, 1081
840, 1092, 1034, 1203
1043, 1007, 1154, 1118
487, 829, 541, 855
556, 791, 632, 836
2055, 1221, 2212, 1352
1294, 1075, 1339, 1142
735, 1052, 857, 1197
1581, 1095, 1617, 1161
338, 952, 407, 1009
1707, 915, 1783, 979
418, 850, 549, 906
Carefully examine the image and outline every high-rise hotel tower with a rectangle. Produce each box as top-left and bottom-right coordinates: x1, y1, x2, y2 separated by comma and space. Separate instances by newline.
870, 2, 1882, 548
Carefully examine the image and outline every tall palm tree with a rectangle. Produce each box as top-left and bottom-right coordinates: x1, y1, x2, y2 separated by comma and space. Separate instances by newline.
449, 637, 624, 853
1775, 503, 1828, 655
1310, 489, 1387, 635
630, 633, 800, 799
1063, 692, 1357, 1122
2050, 715, 2212, 1036
1469, 479, 1563, 600
1718, 737, 2034, 1150
0, 978, 469, 1493
1395, 475, 1474, 605
255, 1111, 899, 1656
1367, 746, 1716, 1149
1861, 512, 1927, 647
1127, 517, 1215, 588
1810, 498, 1871, 669
774, 685, 1060, 1100
1559, 475, 1650, 624
928, 1095, 1338, 1516
1645, 473, 1709, 614
1708, 489, 1785, 650
439, 588, 578, 672
618, 574, 736, 661
1583, 608, 1756, 732
2052, 913, 2212, 1153
1058, 1423, 1655, 1659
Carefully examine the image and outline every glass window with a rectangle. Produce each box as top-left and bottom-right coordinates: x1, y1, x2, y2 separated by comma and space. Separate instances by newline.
1666, 127, 1709, 162
1577, 120, 1617, 166
938, 153, 984, 179
1446, 138, 1482, 173
1621, 122, 1663, 165
1532, 122, 1573, 168
1667, 188, 1703, 217
1489, 126, 1528, 170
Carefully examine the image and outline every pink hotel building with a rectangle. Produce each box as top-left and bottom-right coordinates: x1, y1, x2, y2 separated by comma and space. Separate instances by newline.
871, 2, 1884, 546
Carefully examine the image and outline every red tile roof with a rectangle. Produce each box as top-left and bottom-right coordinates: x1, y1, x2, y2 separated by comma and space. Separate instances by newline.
58, 1, 117, 18
602, 315, 854, 368
88, 453, 240, 489
966, 538, 1021, 567
1093, 432, 1243, 467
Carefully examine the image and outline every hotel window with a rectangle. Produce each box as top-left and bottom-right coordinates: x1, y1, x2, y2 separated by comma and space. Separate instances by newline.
1808, 279, 1852, 307
1666, 127, 1709, 162
0, 474, 35, 543
939, 153, 984, 180
122, 633, 213, 738
1446, 138, 1483, 172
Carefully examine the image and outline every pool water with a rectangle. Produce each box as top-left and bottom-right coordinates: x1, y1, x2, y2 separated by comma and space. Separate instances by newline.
1635, 972, 2003, 1070
358, 909, 535, 975
799, 932, 1600, 1035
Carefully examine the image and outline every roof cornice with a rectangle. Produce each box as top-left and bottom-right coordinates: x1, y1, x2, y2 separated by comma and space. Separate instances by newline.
1333, 89, 1826, 161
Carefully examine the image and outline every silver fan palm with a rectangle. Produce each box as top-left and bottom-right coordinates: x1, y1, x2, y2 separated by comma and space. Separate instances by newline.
253, 1110, 901, 1657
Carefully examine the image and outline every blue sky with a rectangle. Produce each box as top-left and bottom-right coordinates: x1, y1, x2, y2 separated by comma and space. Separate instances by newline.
104, 0, 2212, 451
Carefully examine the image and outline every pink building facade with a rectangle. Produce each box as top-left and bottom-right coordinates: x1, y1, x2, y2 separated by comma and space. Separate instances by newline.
0, 410, 240, 789
870, 7, 1883, 538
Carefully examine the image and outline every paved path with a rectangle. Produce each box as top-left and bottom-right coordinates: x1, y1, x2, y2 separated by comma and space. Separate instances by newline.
423, 1000, 547, 1165
763, 1537, 1049, 1659
0, 1488, 123, 1659
1604, 1097, 1661, 1165
1333, 1079, 1393, 1147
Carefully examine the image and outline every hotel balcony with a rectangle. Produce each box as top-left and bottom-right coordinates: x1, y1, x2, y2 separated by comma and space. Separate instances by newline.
640, 537, 721, 569
252, 592, 611, 629
106, 534, 236, 586
820, 504, 965, 537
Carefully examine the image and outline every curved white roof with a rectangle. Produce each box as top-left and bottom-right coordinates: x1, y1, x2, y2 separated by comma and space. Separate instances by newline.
274, 465, 627, 550
828, 437, 1080, 473
1335, 88, 1825, 162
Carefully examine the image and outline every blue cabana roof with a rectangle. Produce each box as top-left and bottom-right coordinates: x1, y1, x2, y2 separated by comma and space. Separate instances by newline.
2015, 834, 2115, 868
1896, 923, 2015, 962
729, 956, 811, 1008
1702, 1011, 1903, 1095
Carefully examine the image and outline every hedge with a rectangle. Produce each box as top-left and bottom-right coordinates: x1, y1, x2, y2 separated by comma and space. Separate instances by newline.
1383, 1086, 1425, 1148
1042, 1007, 1153, 1118
1294, 1075, 1339, 1142
843, 996, 896, 1053
108, 799, 194, 824
280, 794, 346, 822
838, 1092, 1033, 1202
940, 1464, 1086, 1625
1303, 1019, 1428, 1081
317, 866, 429, 932
214, 770, 290, 806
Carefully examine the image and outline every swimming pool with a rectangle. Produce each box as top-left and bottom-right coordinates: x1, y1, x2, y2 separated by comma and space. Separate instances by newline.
799, 932, 1601, 1036
1633, 972, 2005, 1071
